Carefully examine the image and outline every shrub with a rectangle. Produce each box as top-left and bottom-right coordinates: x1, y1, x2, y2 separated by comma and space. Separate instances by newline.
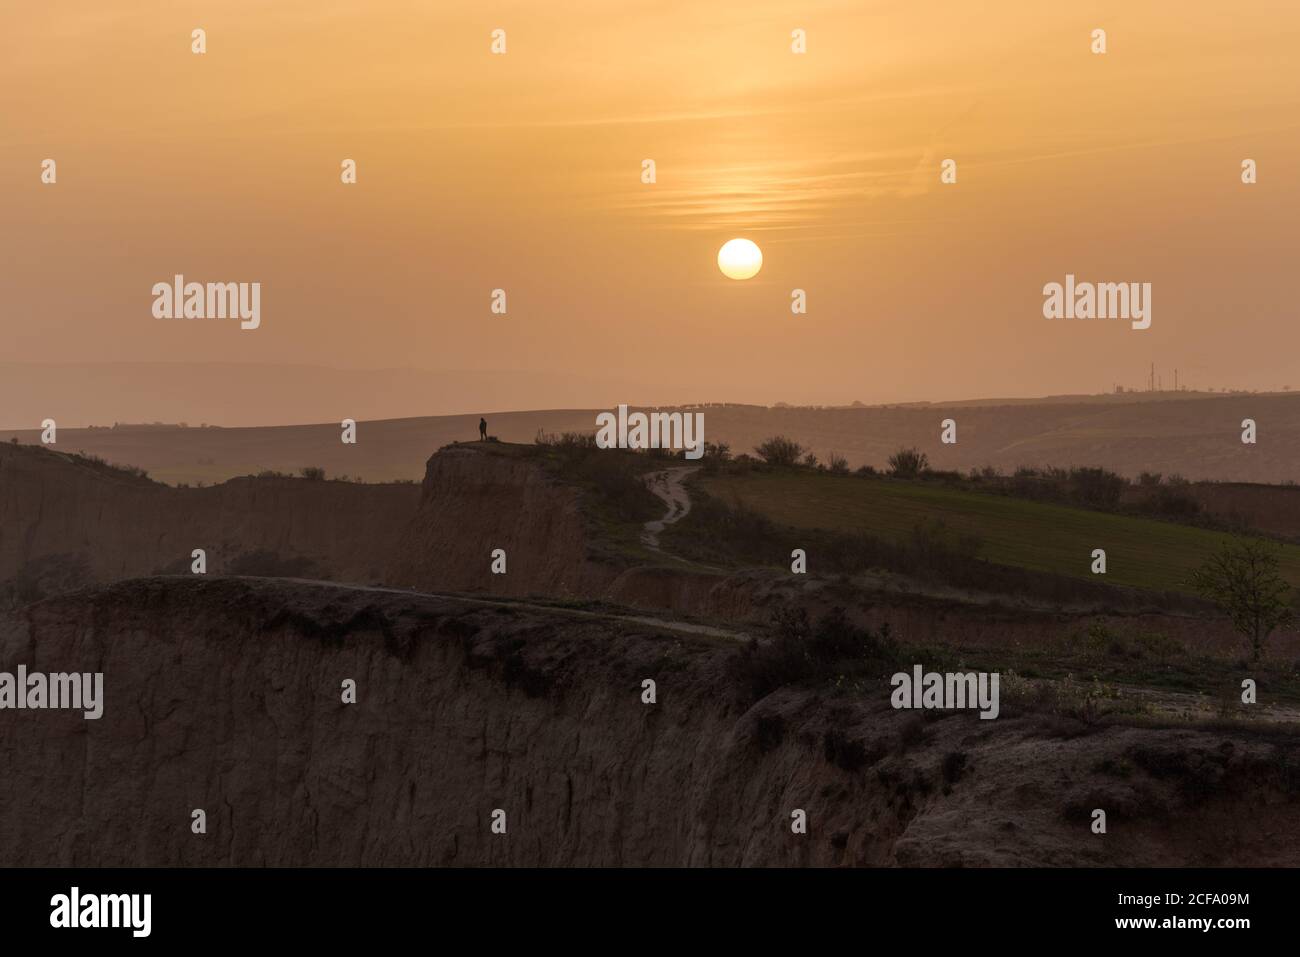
55, 450, 153, 482
754, 435, 805, 466
1067, 467, 1126, 508
666, 493, 778, 563
887, 446, 929, 478
736, 607, 901, 700
1150, 486, 1200, 518
299, 466, 326, 481
535, 430, 597, 452
999, 670, 1113, 726
827, 452, 849, 474
537, 438, 661, 525
702, 441, 731, 466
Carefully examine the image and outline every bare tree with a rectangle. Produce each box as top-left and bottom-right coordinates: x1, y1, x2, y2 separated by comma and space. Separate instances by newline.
1191, 538, 1296, 662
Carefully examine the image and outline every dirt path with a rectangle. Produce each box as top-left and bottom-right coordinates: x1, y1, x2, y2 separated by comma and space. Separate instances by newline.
271, 575, 746, 640
641, 466, 700, 551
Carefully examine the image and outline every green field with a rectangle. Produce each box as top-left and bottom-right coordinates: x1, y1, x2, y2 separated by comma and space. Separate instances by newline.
695, 471, 1300, 595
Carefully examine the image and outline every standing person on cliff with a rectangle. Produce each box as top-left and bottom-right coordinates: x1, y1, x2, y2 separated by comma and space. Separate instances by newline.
479, 417, 487, 441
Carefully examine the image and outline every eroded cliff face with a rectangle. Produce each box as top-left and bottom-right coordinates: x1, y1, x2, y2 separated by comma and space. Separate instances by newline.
0, 442, 628, 603
1, 576, 1296, 867
388, 445, 620, 598
0, 444, 420, 593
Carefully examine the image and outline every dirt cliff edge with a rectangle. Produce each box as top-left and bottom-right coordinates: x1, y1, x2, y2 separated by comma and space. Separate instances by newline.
1, 576, 1296, 866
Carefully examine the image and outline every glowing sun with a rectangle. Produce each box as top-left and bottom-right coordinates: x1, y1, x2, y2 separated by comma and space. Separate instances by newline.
717, 238, 762, 280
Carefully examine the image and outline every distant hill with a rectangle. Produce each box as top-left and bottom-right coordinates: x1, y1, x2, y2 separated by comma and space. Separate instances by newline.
1, 391, 1296, 485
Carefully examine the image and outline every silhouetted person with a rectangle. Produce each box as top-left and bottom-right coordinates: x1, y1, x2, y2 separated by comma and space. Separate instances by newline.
479, 417, 487, 441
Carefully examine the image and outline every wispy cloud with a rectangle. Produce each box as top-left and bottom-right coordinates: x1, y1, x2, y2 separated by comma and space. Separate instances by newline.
606, 149, 946, 233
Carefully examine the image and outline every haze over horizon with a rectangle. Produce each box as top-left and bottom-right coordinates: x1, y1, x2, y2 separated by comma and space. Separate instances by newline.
5, 1, 1298, 425
1, 359, 1285, 430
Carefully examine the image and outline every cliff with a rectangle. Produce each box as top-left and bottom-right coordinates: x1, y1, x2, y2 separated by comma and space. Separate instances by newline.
0, 443, 420, 594
388, 444, 620, 597
1, 575, 1296, 866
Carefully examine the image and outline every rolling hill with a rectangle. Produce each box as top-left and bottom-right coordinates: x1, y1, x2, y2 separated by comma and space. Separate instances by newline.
688, 469, 1300, 595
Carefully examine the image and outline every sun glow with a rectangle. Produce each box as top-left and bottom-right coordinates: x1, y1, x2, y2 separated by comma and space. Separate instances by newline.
717, 238, 763, 280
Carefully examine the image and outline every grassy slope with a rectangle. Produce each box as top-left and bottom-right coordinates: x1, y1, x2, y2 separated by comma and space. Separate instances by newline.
696, 470, 1300, 595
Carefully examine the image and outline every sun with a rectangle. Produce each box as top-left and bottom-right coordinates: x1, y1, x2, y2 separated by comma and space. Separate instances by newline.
717, 238, 762, 280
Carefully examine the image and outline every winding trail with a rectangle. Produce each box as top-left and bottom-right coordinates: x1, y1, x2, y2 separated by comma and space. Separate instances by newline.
640, 466, 700, 552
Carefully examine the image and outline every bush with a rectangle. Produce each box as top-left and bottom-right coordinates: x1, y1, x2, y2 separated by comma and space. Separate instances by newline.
736, 607, 902, 700
569, 452, 661, 522
701, 441, 732, 468
536, 436, 661, 525
1067, 467, 1126, 508
1072, 621, 1186, 661
665, 493, 778, 563
828, 452, 849, 474
299, 466, 326, 481
1150, 486, 1200, 518
998, 670, 1113, 726
887, 446, 929, 478
57, 449, 153, 482
535, 430, 597, 452
754, 435, 804, 466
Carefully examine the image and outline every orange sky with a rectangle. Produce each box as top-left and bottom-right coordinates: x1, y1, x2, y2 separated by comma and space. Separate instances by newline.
3, 0, 1299, 422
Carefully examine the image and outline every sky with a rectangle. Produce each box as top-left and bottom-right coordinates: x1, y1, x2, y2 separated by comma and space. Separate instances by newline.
3, 0, 1299, 424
